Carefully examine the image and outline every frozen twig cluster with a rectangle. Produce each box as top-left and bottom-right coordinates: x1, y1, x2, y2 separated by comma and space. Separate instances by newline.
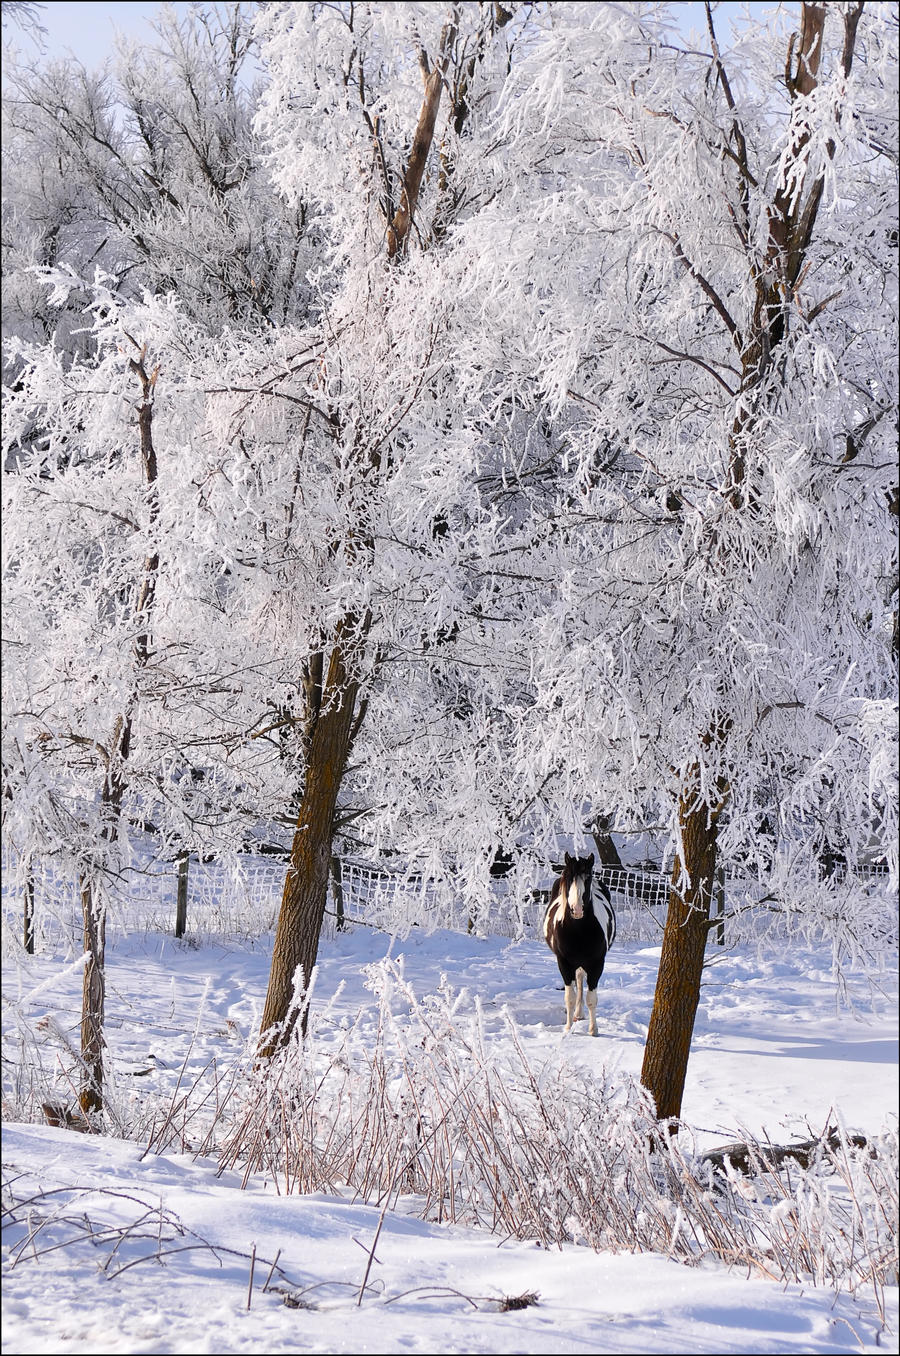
0, 1175, 281, 1282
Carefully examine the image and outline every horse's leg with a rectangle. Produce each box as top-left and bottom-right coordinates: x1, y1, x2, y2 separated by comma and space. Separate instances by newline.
557, 958, 577, 1032
585, 956, 605, 1037
574, 967, 585, 1020
564, 981, 578, 1031
586, 986, 598, 1036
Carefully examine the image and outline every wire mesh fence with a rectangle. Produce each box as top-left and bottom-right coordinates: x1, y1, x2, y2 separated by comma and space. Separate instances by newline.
1, 848, 891, 957
2, 852, 674, 952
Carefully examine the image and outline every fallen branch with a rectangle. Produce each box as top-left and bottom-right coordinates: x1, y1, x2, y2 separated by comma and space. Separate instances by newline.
702, 1126, 870, 1176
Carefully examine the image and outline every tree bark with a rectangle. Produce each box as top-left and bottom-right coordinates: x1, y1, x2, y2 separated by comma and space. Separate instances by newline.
387, 22, 456, 259
77, 347, 160, 1118
640, 774, 721, 1124
258, 621, 364, 1054
175, 851, 189, 939
713, 867, 726, 947
23, 861, 35, 954
588, 814, 623, 868
78, 871, 106, 1116
330, 854, 345, 932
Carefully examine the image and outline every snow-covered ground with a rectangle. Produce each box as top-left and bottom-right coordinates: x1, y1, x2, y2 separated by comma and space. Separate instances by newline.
3, 898, 898, 1354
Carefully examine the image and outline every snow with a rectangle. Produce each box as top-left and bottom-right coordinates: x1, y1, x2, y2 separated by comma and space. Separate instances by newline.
3, 914, 897, 1354
3, 1122, 888, 1356
2, 2, 897, 1351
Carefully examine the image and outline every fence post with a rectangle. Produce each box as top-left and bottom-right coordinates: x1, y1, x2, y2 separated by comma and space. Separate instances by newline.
175, 852, 189, 939
330, 856, 345, 931
714, 868, 725, 946
24, 861, 35, 955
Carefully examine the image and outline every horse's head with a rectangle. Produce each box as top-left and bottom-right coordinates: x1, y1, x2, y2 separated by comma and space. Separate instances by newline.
562, 851, 595, 919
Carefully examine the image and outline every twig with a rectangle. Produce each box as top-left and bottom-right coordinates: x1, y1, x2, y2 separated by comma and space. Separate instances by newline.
247, 1241, 256, 1310
383, 1285, 480, 1309
262, 1247, 281, 1294
356, 1201, 389, 1306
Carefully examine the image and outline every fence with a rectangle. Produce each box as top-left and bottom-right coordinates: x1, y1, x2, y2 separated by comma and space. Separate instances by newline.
0, 852, 718, 954
1, 850, 891, 957
1, 854, 285, 956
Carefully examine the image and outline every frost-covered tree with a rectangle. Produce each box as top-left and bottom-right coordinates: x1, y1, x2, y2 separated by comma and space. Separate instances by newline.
1, 0, 337, 1106
245, 0, 534, 1050
2, 0, 537, 1071
449, 0, 898, 1119
3, 293, 167, 1112
2, 2, 314, 365
2, 2, 321, 1110
1, 275, 335, 1111
1, 2, 45, 40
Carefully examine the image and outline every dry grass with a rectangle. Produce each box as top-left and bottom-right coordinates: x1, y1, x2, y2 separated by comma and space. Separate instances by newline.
4, 956, 895, 1325
206, 962, 897, 1322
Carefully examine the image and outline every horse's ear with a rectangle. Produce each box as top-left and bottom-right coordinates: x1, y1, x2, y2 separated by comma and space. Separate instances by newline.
587, 853, 595, 870
564, 851, 573, 868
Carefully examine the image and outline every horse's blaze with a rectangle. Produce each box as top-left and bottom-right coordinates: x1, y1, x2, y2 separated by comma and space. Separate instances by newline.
566, 876, 584, 918
542, 878, 583, 943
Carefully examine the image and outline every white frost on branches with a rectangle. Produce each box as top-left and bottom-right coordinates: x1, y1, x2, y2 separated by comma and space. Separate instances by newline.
2, 2, 897, 932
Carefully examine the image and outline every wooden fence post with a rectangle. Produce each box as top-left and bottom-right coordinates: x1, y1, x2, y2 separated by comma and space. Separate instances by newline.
24, 862, 35, 955
175, 852, 189, 939
714, 868, 725, 946
330, 856, 345, 931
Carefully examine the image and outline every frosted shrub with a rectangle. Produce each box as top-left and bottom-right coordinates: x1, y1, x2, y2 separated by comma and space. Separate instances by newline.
211, 962, 897, 1310
5, 946, 894, 1312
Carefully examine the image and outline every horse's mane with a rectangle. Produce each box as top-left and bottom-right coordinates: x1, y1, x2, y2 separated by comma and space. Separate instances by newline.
550, 859, 574, 904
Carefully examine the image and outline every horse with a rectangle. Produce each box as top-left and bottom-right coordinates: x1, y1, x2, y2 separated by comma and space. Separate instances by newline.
543, 851, 616, 1036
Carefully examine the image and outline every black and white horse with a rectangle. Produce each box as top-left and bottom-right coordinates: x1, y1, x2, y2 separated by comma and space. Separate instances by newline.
543, 851, 616, 1036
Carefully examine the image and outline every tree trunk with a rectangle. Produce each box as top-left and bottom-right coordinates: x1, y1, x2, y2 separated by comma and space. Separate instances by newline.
258, 626, 363, 1055
330, 855, 345, 932
640, 777, 720, 1124
713, 867, 725, 946
588, 814, 623, 868
76, 348, 160, 1118
387, 21, 456, 260
78, 871, 106, 1117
